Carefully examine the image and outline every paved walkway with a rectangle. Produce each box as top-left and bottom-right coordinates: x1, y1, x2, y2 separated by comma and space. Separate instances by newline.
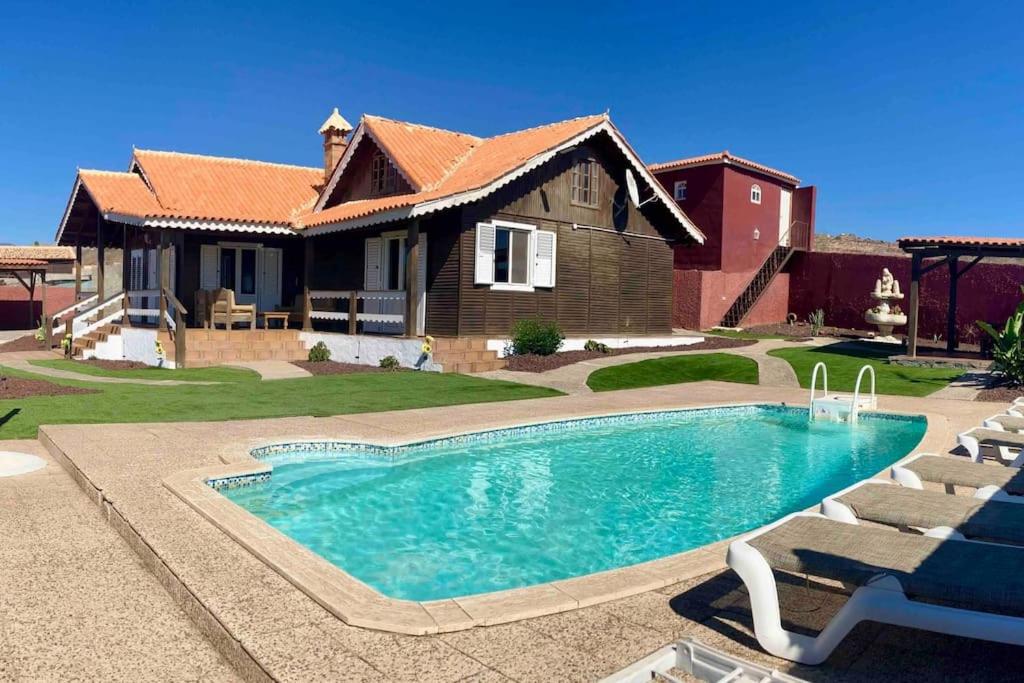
225, 360, 312, 380
0, 330, 32, 345
0, 356, 220, 386
930, 370, 996, 400
476, 338, 808, 394
0, 440, 238, 680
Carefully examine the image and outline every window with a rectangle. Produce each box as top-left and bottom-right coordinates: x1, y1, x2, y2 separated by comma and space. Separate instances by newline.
240, 249, 256, 295
571, 159, 599, 207
750, 184, 762, 204
674, 180, 687, 201
385, 237, 404, 290
219, 248, 236, 289
371, 152, 398, 195
475, 221, 556, 290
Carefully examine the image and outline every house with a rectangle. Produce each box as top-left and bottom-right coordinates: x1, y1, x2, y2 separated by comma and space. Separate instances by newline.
53, 110, 704, 369
650, 151, 816, 330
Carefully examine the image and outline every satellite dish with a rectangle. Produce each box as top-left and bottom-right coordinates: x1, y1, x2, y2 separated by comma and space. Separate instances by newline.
625, 169, 641, 208
624, 169, 656, 210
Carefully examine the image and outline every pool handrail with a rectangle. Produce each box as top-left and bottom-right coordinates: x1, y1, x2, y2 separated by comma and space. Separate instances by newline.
851, 364, 876, 423
809, 361, 828, 420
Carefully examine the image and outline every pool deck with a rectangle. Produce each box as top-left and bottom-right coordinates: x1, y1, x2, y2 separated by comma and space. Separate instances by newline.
25, 381, 1020, 681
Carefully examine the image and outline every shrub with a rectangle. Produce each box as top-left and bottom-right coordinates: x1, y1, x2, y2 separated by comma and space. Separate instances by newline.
807, 309, 825, 337
978, 286, 1024, 386
510, 318, 564, 356
379, 355, 400, 371
307, 341, 331, 362
584, 339, 610, 353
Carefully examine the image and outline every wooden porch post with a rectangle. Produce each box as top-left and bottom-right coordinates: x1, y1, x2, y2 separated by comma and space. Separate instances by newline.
404, 219, 420, 338
121, 225, 131, 327
907, 252, 922, 357
96, 215, 105, 303
74, 232, 83, 301
302, 239, 313, 331
946, 255, 959, 354
158, 229, 169, 330
40, 268, 50, 347
27, 272, 35, 330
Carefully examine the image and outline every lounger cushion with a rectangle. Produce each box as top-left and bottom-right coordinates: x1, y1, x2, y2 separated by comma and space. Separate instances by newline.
747, 516, 1024, 616
903, 455, 1024, 495
990, 415, 1024, 431
836, 484, 1024, 545
963, 428, 1024, 449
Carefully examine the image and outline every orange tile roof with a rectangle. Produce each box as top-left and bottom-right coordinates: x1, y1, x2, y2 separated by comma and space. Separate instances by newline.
0, 246, 75, 261
132, 149, 322, 224
79, 170, 164, 216
649, 150, 800, 186
303, 115, 607, 228
363, 116, 480, 190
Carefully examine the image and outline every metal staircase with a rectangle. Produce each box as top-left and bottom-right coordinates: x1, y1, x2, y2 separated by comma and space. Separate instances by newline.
719, 244, 794, 328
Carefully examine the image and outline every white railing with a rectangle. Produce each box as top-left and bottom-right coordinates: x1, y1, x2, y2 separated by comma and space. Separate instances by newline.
808, 361, 828, 420
308, 290, 406, 325
72, 292, 126, 339
52, 294, 100, 332
851, 365, 877, 424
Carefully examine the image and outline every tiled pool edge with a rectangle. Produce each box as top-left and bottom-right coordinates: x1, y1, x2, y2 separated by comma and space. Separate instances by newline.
164, 462, 726, 635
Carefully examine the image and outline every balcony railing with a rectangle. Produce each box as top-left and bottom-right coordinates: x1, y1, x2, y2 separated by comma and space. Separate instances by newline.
306, 290, 406, 334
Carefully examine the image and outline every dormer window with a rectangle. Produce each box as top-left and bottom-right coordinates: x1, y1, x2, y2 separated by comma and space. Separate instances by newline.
371, 152, 398, 195
750, 184, 762, 204
571, 159, 599, 208
674, 180, 687, 201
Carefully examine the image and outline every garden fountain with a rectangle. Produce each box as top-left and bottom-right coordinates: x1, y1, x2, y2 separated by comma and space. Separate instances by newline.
864, 268, 907, 342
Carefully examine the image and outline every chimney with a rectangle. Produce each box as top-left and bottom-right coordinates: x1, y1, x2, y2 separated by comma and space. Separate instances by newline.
319, 107, 353, 184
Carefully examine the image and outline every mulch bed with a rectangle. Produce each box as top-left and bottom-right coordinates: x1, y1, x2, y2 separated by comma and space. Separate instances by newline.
292, 361, 408, 375
976, 386, 1022, 403
0, 375, 98, 400
0, 335, 47, 352
504, 336, 757, 373
741, 322, 863, 340
76, 359, 151, 371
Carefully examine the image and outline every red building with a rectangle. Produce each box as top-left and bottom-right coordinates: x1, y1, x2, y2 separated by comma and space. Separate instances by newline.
650, 152, 816, 330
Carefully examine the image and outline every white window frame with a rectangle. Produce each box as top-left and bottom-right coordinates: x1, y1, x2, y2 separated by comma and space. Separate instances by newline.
489, 219, 536, 293
750, 184, 762, 204
674, 180, 687, 201
379, 229, 406, 291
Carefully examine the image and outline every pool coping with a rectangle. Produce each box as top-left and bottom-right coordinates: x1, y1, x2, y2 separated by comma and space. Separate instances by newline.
162, 401, 932, 636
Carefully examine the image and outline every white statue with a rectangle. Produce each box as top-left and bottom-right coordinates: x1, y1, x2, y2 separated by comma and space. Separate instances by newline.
874, 268, 902, 298
865, 267, 907, 342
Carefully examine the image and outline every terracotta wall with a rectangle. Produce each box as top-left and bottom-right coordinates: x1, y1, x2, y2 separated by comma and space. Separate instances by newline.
673, 269, 789, 329
788, 251, 1024, 345
0, 285, 76, 331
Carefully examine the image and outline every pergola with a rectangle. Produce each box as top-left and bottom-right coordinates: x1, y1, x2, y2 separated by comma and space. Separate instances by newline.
0, 246, 76, 333
898, 236, 1024, 357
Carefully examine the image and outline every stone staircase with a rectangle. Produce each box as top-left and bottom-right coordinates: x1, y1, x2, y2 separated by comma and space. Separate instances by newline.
166, 329, 309, 367
431, 337, 506, 373
71, 323, 122, 358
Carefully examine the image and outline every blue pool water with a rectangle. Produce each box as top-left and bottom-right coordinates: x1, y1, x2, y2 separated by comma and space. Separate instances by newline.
222, 405, 925, 601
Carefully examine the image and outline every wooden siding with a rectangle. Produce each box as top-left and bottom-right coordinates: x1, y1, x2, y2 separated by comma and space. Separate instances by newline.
321, 137, 414, 207
442, 137, 683, 337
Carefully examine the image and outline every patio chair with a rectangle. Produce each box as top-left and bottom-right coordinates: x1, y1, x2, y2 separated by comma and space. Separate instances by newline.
209, 288, 256, 330
1006, 398, 1024, 418
820, 479, 1024, 546
727, 512, 1024, 665
957, 427, 1024, 465
892, 453, 1024, 501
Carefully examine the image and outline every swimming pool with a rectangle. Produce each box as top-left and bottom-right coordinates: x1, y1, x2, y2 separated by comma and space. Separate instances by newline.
222, 405, 925, 601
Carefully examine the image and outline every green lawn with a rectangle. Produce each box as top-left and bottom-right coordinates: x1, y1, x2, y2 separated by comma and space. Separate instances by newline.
30, 359, 259, 383
768, 343, 963, 397
0, 365, 561, 439
586, 353, 759, 392
704, 329, 791, 341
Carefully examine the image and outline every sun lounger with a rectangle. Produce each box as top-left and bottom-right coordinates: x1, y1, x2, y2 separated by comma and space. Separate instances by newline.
892, 453, 1024, 501
957, 427, 1024, 465
1006, 398, 1024, 418
727, 512, 1024, 664
821, 479, 1024, 545
984, 414, 1024, 433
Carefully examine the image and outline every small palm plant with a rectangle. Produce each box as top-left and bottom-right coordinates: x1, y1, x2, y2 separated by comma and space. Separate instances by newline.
978, 286, 1024, 386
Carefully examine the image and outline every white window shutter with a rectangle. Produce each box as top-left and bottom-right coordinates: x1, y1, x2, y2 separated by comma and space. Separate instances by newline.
533, 230, 557, 288
200, 245, 219, 289
364, 237, 383, 290
474, 223, 495, 285
417, 233, 428, 335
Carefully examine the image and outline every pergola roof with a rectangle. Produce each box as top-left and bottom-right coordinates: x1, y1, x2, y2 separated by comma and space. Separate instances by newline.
898, 236, 1024, 256
0, 246, 75, 270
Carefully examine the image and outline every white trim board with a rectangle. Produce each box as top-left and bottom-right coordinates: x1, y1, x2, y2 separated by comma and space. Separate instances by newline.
486, 335, 705, 358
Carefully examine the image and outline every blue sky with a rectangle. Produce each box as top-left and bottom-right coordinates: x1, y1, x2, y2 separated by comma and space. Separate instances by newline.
1, 1, 1021, 244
